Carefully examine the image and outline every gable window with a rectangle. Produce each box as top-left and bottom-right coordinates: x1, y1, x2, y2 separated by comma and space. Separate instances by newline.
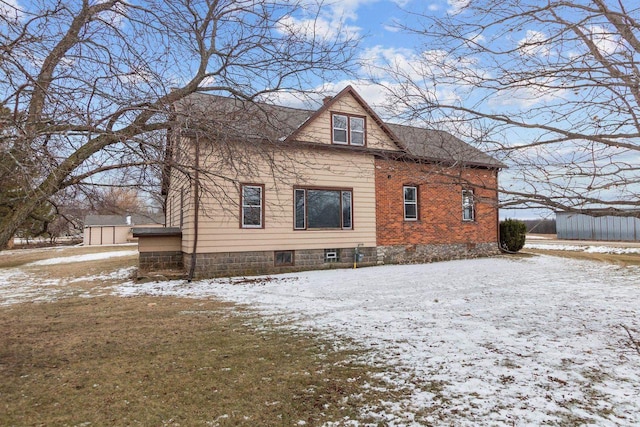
462, 189, 475, 222
294, 187, 353, 230
332, 114, 365, 146
241, 184, 264, 228
404, 186, 418, 220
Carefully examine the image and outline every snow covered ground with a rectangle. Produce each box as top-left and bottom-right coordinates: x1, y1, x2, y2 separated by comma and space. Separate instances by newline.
2, 248, 640, 425
526, 242, 640, 254
114, 255, 640, 426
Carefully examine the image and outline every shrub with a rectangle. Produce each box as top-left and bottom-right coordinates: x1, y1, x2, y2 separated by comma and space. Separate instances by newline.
500, 219, 527, 252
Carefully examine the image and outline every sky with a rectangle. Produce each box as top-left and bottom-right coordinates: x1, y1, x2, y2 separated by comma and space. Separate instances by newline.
287, 0, 640, 220
4, 0, 637, 220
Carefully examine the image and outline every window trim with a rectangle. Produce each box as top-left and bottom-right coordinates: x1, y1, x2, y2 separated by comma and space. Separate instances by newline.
403, 185, 419, 221
240, 183, 265, 229
462, 189, 475, 222
331, 112, 367, 146
294, 186, 353, 230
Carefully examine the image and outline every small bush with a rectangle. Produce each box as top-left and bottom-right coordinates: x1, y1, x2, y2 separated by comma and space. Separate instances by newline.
500, 219, 527, 252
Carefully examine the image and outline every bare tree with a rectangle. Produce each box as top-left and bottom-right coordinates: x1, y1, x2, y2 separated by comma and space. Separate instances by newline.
0, 0, 358, 250
375, 0, 640, 216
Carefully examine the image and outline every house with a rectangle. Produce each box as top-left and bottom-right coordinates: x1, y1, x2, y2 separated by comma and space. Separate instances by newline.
83, 213, 164, 246
148, 86, 503, 278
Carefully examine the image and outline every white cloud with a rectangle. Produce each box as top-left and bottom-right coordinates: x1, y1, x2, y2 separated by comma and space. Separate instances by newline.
325, 0, 379, 21
488, 80, 569, 109
584, 25, 622, 56
383, 23, 401, 33
0, 0, 23, 22
518, 30, 552, 57
447, 0, 470, 15
276, 14, 361, 42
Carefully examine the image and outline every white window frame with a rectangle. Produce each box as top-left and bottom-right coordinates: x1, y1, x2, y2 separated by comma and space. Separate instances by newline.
349, 116, 365, 146
462, 189, 475, 222
332, 114, 348, 144
241, 184, 263, 228
403, 186, 418, 221
332, 113, 366, 146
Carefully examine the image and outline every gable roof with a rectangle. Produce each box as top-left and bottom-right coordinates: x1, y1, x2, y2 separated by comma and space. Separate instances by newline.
174, 88, 504, 169
284, 85, 406, 151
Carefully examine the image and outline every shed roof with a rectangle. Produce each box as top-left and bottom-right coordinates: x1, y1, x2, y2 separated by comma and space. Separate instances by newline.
84, 214, 164, 227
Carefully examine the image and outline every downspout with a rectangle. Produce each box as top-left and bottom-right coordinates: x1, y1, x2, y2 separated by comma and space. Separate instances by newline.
496, 169, 501, 249
188, 135, 200, 282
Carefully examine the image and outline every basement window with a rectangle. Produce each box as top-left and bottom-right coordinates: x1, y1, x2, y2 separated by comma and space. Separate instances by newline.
274, 250, 294, 267
324, 249, 339, 263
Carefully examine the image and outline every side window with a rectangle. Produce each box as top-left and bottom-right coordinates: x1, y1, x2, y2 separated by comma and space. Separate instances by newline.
462, 189, 475, 221
403, 186, 418, 220
241, 184, 264, 228
179, 186, 184, 228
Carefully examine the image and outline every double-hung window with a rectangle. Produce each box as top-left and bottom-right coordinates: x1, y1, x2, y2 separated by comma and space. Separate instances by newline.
462, 189, 475, 221
332, 114, 365, 146
294, 187, 352, 230
241, 184, 264, 228
403, 186, 418, 220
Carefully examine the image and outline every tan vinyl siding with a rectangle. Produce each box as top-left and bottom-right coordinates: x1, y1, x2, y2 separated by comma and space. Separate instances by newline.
166, 136, 195, 252
182, 146, 376, 254
138, 235, 182, 253
294, 94, 400, 151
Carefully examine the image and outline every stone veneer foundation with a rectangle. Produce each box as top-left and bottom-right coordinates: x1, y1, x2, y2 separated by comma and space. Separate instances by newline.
375, 242, 500, 265
181, 243, 499, 279
184, 247, 377, 279
139, 251, 184, 272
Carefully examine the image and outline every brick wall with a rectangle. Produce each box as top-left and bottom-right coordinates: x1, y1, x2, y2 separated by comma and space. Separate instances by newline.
375, 158, 499, 247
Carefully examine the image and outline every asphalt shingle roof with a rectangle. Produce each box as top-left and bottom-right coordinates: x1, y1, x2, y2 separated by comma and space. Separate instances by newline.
174, 91, 503, 169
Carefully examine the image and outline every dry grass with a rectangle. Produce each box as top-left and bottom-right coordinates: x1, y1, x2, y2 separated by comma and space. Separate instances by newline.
0, 244, 137, 269
0, 246, 409, 426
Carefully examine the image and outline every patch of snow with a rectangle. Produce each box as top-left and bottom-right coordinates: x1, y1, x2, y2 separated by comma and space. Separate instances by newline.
525, 235, 553, 240
114, 255, 640, 426
25, 250, 138, 266
69, 267, 137, 283
525, 243, 640, 254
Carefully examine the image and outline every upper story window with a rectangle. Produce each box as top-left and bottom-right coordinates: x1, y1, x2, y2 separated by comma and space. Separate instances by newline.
332, 113, 365, 146
462, 189, 475, 222
241, 184, 264, 228
403, 186, 418, 221
294, 187, 352, 230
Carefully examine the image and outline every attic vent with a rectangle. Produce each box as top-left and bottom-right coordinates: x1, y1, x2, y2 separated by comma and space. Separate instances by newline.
324, 249, 339, 263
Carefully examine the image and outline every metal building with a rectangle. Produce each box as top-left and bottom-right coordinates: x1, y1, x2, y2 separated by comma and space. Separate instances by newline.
556, 211, 640, 241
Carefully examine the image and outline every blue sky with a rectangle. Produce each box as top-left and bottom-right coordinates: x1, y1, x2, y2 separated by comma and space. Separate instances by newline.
5, 0, 634, 220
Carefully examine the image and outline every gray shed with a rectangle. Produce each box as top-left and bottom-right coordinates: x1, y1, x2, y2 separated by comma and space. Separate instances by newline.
556, 211, 640, 241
